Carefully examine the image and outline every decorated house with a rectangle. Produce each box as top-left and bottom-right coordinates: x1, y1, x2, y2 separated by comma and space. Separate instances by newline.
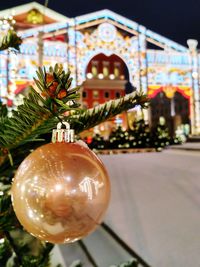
0, 2, 199, 135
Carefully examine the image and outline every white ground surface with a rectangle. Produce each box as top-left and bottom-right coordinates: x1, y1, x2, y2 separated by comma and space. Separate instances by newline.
58, 149, 200, 267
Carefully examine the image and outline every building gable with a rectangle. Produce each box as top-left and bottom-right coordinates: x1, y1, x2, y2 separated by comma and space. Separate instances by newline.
17, 8, 187, 52
74, 10, 187, 52
0, 1, 68, 30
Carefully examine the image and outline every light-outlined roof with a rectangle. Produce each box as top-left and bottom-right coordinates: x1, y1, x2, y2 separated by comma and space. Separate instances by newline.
1, 2, 188, 52
0, 1, 69, 22
74, 9, 188, 52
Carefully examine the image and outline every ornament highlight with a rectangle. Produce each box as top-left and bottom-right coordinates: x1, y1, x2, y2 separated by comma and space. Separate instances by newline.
11, 123, 110, 244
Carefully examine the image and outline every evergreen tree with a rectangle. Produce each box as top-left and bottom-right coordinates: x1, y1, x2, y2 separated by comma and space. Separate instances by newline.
151, 117, 170, 151
130, 119, 151, 148
109, 126, 130, 149
89, 133, 106, 150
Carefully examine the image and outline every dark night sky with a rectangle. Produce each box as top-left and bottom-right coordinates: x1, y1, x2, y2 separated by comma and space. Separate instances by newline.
1, 0, 200, 47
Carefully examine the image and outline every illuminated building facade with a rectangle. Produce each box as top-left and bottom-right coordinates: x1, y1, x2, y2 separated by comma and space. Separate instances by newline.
0, 2, 200, 134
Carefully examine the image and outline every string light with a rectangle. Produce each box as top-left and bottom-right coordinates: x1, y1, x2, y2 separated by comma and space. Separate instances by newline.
109, 74, 115, 80
0, 15, 16, 32
98, 73, 104, 79
86, 72, 93, 79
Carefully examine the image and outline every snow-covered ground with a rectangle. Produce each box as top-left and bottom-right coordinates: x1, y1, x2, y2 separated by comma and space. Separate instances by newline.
58, 149, 200, 267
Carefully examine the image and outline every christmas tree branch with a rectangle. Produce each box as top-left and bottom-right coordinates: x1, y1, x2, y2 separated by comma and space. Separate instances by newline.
0, 89, 55, 151
0, 62, 150, 266
0, 91, 147, 170
0, 30, 22, 51
0, 65, 148, 169
0, 194, 17, 232
4, 231, 23, 267
70, 91, 148, 134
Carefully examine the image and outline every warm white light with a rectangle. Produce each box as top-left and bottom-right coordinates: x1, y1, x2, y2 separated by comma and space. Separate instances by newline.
87, 72, 93, 79
65, 176, 71, 182
192, 71, 198, 79
187, 39, 198, 52
55, 184, 62, 191
109, 74, 115, 80
98, 73, 104, 79
9, 84, 16, 92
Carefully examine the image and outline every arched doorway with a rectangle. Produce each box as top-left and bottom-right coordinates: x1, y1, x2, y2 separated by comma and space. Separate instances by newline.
82, 53, 131, 136
150, 91, 190, 135
174, 91, 190, 124
82, 53, 130, 108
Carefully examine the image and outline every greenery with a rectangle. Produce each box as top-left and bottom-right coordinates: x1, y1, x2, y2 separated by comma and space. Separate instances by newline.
89, 119, 182, 151
0, 31, 148, 267
0, 29, 22, 51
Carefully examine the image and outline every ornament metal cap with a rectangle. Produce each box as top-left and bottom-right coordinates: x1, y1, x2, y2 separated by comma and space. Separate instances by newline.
52, 122, 75, 143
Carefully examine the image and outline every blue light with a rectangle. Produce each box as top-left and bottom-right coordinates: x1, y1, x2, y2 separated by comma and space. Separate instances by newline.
17, 9, 187, 52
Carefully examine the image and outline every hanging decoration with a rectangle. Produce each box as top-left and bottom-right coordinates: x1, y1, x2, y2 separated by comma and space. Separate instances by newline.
11, 122, 110, 244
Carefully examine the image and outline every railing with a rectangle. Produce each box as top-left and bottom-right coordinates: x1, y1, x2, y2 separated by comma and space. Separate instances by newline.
77, 222, 152, 267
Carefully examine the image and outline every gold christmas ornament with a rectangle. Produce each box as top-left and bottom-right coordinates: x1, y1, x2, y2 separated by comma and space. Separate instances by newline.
11, 122, 110, 244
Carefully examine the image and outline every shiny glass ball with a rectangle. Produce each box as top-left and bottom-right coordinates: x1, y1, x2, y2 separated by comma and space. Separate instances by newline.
11, 142, 110, 244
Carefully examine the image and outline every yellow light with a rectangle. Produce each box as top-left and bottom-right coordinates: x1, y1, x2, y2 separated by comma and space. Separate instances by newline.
192, 71, 198, 79
109, 74, 115, 80
87, 72, 93, 79
98, 73, 104, 79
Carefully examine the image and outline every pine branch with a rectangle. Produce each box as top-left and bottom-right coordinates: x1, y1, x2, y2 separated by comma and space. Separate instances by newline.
0, 65, 81, 152
70, 91, 148, 134
0, 30, 22, 51
3, 228, 54, 267
4, 230, 23, 267
0, 238, 13, 266
0, 65, 148, 170
0, 89, 55, 151
0, 195, 17, 232
0, 65, 148, 267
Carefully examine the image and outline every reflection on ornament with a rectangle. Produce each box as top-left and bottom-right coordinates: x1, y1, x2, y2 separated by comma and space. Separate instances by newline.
79, 177, 103, 200
11, 142, 110, 244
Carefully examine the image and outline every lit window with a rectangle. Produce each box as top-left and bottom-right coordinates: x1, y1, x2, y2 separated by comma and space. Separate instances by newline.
114, 67, 120, 77
114, 62, 121, 77
91, 61, 98, 77
103, 61, 109, 77
93, 90, 99, 98
92, 66, 98, 76
104, 91, 110, 98
103, 67, 109, 77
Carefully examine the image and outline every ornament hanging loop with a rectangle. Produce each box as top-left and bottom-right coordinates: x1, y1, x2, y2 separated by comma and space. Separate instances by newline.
52, 122, 75, 143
